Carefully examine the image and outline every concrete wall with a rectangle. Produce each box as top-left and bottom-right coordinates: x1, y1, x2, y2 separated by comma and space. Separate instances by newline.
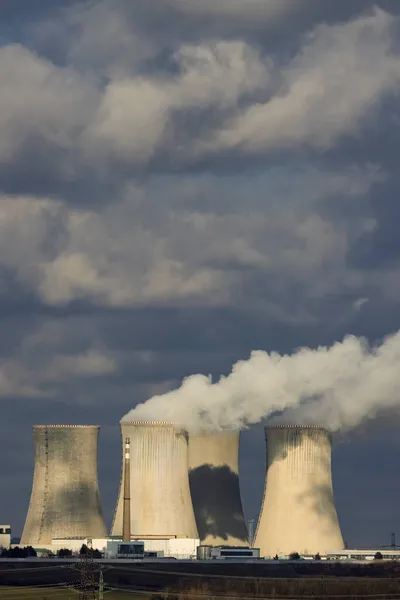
254, 425, 344, 557
20, 425, 107, 546
111, 421, 198, 538
188, 431, 248, 546
141, 537, 199, 558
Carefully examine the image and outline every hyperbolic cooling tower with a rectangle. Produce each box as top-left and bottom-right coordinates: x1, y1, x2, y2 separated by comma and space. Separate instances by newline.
188, 431, 248, 546
254, 425, 344, 557
111, 421, 198, 538
21, 425, 107, 546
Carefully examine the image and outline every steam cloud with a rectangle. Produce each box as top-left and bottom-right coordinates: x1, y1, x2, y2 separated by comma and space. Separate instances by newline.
122, 331, 400, 432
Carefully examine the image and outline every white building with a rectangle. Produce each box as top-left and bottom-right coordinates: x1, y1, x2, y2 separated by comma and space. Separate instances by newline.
328, 549, 400, 561
46, 536, 200, 559
0, 525, 11, 550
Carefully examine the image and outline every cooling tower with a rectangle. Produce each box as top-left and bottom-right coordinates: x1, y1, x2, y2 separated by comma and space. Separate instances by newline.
188, 431, 248, 546
254, 425, 344, 557
21, 425, 107, 546
111, 421, 198, 538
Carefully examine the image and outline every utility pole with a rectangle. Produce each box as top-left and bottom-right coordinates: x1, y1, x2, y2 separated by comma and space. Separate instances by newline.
391, 532, 396, 548
98, 569, 104, 600
77, 538, 97, 600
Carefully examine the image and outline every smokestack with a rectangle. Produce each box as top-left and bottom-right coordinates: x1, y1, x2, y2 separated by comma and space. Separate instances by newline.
122, 437, 131, 542
188, 431, 248, 546
111, 421, 198, 538
21, 425, 107, 546
254, 425, 344, 557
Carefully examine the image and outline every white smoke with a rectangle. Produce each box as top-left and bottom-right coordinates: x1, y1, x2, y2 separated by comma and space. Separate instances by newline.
122, 331, 400, 432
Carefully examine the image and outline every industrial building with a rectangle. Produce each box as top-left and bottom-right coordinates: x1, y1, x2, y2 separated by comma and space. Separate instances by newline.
197, 545, 260, 560
111, 421, 198, 539
254, 425, 344, 557
327, 549, 400, 561
188, 431, 248, 546
49, 536, 199, 559
0, 525, 11, 550
20, 425, 107, 546
15, 418, 393, 563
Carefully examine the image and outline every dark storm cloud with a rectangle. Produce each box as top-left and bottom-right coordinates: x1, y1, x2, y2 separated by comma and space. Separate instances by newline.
346, 176, 400, 270
0, 0, 72, 21
1, 3, 398, 185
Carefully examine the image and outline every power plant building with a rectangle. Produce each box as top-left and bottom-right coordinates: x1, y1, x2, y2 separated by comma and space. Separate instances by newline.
0, 525, 11, 550
254, 425, 344, 557
111, 421, 198, 539
188, 431, 248, 546
20, 425, 107, 546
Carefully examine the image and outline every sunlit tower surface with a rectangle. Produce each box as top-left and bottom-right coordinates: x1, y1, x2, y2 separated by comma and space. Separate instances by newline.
21, 425, 107, 546
111, 421, 198, 538
254, 425, 344, 557
188, 431, 248, 546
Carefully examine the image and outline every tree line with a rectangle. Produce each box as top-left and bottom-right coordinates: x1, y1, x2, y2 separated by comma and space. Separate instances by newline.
0, 544, 102, 558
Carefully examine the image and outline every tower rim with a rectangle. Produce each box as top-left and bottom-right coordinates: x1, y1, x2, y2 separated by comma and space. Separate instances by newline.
33, 424, 100, 429
120, 420, 182, 427
266, 424, 329, 431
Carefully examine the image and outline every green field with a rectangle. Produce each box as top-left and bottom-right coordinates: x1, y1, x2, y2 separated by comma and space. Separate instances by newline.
0, 588, 148, 600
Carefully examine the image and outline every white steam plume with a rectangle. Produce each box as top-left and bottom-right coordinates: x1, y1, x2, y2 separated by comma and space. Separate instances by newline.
122, 331, 400, 432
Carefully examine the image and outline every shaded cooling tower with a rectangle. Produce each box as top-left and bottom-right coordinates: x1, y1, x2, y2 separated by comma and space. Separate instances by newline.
254, 425, 344, 557
188, 431, 248, 546
21, 425, 107, 546
111, 421, 198, 538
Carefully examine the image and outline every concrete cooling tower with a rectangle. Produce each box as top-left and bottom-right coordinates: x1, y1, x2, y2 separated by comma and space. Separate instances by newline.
111, 421, 198, 538
254, 425, 344, 557
21, 425, 107, 546
188, 431, 248, 546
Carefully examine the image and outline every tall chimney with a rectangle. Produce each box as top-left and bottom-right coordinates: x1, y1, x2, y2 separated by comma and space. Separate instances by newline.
122, 437, 131, 542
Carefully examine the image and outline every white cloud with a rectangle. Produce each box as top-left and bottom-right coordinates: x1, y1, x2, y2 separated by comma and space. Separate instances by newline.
41, 350, 116, 382
0, 7, 396, 325
0, 163, 382, 314
0, 339, 116, 400
0, 44, 98, 164
196, 8, 400, 156
85, 41, 268, 162
1, 9, 399, 169
0, 314, 117, 400
83, 7, 400, 164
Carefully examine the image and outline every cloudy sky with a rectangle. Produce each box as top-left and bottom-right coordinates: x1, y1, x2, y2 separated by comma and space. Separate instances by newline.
1, 0, 400, 547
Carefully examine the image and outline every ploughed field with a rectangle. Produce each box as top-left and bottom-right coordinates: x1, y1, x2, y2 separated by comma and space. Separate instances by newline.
0, 588, 147, 600
3, 560, 400, 599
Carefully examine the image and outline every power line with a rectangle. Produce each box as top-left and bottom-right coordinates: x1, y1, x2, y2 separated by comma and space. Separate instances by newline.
75, 539, 97, 600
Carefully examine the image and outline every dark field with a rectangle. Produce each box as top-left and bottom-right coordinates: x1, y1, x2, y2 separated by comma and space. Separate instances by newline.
3, 560, 400, 599
0, 588, 145, 600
